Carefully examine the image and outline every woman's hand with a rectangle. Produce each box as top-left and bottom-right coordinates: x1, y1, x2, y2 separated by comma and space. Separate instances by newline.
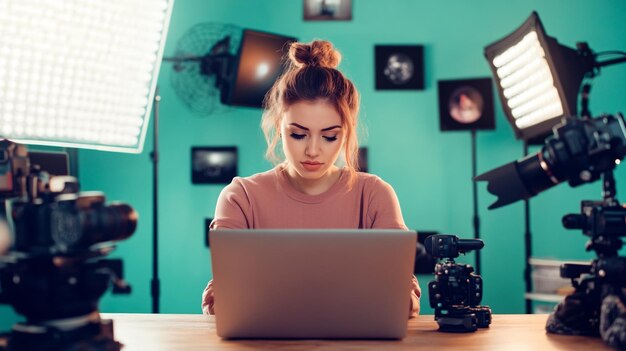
201, 280, 215, 315
410, 275, 421, 318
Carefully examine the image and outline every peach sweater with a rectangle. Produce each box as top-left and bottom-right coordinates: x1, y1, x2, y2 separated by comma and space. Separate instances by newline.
202, 166, 421, 316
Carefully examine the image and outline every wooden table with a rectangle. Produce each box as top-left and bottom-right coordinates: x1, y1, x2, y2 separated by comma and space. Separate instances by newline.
102, 313, 613, 350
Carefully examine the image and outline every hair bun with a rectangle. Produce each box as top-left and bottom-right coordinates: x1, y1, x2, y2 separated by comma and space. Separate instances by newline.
289, 40, 341, 69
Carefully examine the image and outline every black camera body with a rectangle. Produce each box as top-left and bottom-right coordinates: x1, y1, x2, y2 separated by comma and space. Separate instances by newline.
425, 234, 492, 332
563, 200, 626, 243
0, 140, 137, 351
561, 199, 626, 287
429, 262, 483, 307
543, 114, 626, 188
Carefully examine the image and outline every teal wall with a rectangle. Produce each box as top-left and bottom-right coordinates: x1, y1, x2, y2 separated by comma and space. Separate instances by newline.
2, 0, 626, 328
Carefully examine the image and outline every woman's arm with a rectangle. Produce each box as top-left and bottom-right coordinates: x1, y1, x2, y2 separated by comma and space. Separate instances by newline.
201, 280, 215, 315
202, 180, 251, 315
367, 177, 406, 230
367, 176, 421, 317
409, 275, 421, 318
210, 179, 252, 230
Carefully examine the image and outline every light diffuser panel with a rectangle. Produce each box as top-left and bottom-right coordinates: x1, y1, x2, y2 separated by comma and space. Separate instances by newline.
483, 12, 589, 143
0, 0, 173, 153
491, 31, 564, 130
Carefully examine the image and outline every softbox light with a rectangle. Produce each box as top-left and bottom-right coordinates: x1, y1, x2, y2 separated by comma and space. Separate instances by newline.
0, 0, 174, 153
484, 11, 594, 143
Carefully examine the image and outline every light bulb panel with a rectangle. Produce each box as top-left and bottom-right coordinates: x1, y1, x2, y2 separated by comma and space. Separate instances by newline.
0, 0, 174, 153
484, 12, 575, 143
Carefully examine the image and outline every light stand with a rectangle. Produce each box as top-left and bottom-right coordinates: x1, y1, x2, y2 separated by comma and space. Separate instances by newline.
470, 130, 481, 274
438, 77, 495, 275
150, 88, 161, 313
522, 141, 533, 314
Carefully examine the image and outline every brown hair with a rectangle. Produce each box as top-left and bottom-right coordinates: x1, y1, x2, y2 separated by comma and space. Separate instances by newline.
261, 40, 360, 186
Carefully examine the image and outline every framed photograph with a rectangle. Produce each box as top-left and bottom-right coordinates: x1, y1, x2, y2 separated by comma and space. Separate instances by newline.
304, 0, 352, 21
205, 217, 213, 247
375, 45, 424, 90
358, 147, 368, 173
414, 231, 438, 275
191, 147, 238, 184
438, 78, 495, 131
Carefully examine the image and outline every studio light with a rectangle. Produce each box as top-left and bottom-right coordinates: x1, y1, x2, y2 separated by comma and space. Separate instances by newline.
0, 0, 174, 153
484, 12, 595, 142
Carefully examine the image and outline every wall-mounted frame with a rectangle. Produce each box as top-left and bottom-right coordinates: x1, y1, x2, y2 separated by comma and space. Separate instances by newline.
358, 147, 368, 173
304, 0, 352, 21
414, 231, 438, 275
375, 45, 424, 90
191, 146, 238, 184
205, 217, 213, 247
438, 77, 495, 131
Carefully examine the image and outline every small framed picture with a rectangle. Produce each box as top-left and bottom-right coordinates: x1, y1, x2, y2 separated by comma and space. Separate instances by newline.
191, 147, 238, 184
414, 231, 439, 275
375, 45, 424, 90
304, 0, 352, 21
438, 78, 495, 131
358, 147, 368, 173
205, 217, 213, 247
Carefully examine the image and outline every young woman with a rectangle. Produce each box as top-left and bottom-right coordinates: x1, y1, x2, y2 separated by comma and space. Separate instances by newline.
202, 39, 420, 317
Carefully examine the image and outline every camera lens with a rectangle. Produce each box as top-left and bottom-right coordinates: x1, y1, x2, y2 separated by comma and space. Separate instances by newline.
81, 203, 138, 246
50, 193, 138, 249
516, 150, 561, 197
473, 150, 561, 210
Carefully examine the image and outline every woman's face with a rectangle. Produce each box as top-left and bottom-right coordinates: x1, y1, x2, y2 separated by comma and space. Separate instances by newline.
281, 99, 344, 182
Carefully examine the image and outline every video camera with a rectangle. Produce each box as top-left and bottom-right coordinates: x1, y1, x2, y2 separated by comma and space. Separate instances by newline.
425, 234, 492, 332
0, 140, 138, 351
475, 113, 626, 209
476, 113, 626, 348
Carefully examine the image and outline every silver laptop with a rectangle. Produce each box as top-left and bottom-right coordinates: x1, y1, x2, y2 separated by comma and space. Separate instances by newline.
210, 229, 417, 339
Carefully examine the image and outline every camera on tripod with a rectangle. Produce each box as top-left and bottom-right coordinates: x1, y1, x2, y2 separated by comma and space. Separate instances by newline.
425, 234, 492, 332
476, 112, 626, 347
549, 186, 626, 340
0, 140, 138, 351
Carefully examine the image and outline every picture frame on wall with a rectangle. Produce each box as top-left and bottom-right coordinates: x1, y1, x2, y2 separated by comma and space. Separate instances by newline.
191, 146, 238, 184
205, 217, 213, 247
414, 231, 438, 274
358, 147, 368, 173
438, 78, 495, 131
303, 0, 352, 21
375, 45, 424, 90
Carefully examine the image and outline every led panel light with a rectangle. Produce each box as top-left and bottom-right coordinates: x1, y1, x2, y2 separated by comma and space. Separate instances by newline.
484, 12, 591, 143
0, 0, 174, 153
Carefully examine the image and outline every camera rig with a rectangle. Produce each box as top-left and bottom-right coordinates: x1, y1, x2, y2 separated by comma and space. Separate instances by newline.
476, 111, 626, 348
545, 169, 626, 348
0, 140, 138, 351
425, 234, 492, 332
